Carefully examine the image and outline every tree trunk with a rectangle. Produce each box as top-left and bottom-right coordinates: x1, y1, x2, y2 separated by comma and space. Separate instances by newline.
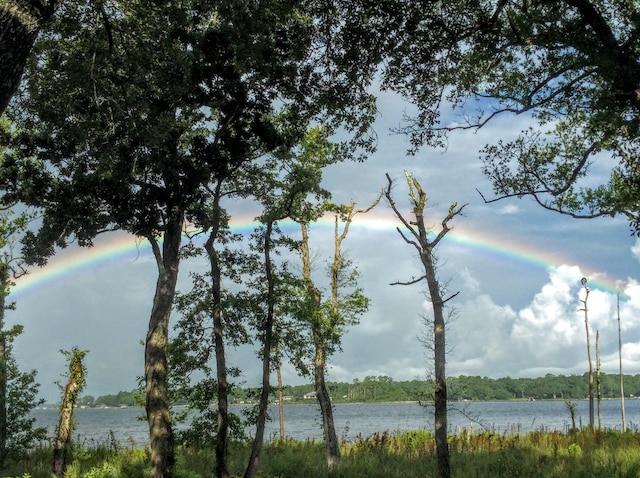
145, 210, 183, 478
0, 263, 7, 467
277, 365, 285, 440
617, 292, 626, 432
300, 223, 341, 468
314, 345, 340, 469
581, 281, 594, 432
0, 1, 57, 114
244, 221, 276, 478
204, 182, 231, 478
422, 250, 450, 478
384, 173, 463, 478
596, 330, 602, 429
52, 349, 86, 478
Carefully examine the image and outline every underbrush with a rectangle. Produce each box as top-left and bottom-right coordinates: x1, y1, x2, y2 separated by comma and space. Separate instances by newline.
4, 429, 640, 477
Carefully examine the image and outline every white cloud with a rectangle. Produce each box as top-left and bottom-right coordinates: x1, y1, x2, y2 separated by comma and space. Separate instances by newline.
497, 204, 521, 215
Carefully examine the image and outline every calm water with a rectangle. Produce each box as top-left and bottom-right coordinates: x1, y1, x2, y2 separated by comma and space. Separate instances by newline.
32, 399, 640, 447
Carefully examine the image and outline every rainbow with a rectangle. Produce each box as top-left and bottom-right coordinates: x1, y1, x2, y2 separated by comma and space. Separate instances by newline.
10, 211, 627, 299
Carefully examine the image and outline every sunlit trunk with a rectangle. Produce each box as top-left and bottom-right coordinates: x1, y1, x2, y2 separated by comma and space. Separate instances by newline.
52, 350, 86, 478
314, 345, 340, 469
146, 210, 183, 478
422, 251, 450, 478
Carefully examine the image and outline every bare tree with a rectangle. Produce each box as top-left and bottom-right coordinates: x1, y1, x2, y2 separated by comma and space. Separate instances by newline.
596, 330, 601, 430
384, 171, 466, 478
579, 277, 594, 432
617, 291, 626, 432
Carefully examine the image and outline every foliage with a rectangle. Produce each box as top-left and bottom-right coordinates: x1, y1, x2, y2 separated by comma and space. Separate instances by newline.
8, 430, 640, 477
1, 325, 46, 462
366, 1, 640, 233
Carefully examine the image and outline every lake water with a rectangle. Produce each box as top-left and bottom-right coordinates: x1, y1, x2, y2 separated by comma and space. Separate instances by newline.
32, 399, 639, 447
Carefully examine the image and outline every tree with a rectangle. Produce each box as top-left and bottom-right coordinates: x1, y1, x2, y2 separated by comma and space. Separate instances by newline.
579, 277, 595, 431
617, 291, 626, 432
384, 171, 466, 478
3, 3, 376, 477
171, 178, 254, 478
371, 1, 640, 233
0, 0, 58, 115
52, 347, 88, 478
0, 118, 44, 467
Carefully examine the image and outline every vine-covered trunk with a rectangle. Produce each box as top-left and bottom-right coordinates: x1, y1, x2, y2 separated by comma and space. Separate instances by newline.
314, 346, 340, 469
146, 211, 183, 478
52, 349, 86, 478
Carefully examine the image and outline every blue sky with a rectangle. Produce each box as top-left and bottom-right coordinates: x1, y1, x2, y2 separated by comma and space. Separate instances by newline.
8, 88, 640, 403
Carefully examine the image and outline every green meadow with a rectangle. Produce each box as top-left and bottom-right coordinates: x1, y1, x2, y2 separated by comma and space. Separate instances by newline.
4, 429, 640, 478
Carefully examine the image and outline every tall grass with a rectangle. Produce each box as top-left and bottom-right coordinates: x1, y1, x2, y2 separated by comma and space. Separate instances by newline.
4, 430, 640, 477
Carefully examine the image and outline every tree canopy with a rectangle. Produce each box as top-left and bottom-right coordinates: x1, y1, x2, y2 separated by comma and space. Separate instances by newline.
372, 0, 640, 232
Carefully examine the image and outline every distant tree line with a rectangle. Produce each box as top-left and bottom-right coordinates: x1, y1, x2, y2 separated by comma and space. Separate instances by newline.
78, 373, 640, 407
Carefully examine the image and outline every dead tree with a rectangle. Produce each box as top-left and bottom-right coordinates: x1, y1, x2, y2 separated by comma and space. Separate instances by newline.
579, 277, 595, 432
52, 348, 87, 478
384, 172, 466, 478
617, 291, 626, 432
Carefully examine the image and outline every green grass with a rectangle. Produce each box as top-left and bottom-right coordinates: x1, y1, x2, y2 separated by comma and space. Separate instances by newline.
4, 430, 640, 477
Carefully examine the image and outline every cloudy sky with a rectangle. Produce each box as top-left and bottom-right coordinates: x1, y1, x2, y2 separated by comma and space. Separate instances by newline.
8, 89, 640, 403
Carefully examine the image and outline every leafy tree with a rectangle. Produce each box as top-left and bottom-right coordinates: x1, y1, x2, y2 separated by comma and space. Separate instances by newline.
368, 1, 640, 232
3, 2, 375, 477
385, 171, 466, 478
0, 118, 44, 467
0, 324, 45, 465
170, 197, 255, 478
0, 0, 58, 114
295, 199, 376, 469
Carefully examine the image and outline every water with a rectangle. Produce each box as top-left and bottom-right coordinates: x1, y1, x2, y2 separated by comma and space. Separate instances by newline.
32, 399, 639, 447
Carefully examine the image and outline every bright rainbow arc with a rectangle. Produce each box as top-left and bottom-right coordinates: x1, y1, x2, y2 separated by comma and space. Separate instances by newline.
10, 212, 626, 299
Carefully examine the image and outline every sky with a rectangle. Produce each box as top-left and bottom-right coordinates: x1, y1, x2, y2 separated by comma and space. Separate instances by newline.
8, 88, 640, 403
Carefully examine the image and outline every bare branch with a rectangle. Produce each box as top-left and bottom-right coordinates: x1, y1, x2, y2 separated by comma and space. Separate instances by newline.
384, 173, 420, 241
390, 274, 427, 286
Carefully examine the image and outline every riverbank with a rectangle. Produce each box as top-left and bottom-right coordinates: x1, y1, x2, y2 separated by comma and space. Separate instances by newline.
5, 429, 640, 477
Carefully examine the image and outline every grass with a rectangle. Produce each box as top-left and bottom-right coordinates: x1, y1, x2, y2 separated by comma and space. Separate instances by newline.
4, 429, 640, 477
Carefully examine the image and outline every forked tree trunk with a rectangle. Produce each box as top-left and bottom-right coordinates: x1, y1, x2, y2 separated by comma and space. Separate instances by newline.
300, 223, 341, 469
146, 210, 183, 478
